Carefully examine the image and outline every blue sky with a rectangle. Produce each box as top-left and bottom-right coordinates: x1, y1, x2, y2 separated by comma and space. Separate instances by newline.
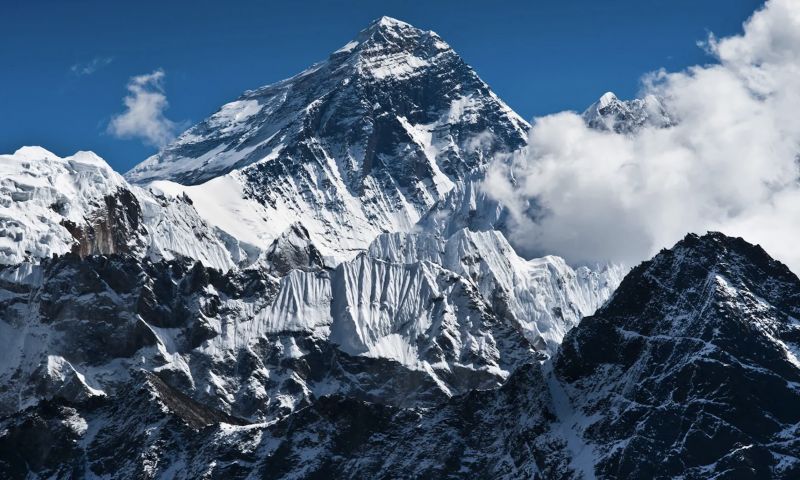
1, 0, 764, 173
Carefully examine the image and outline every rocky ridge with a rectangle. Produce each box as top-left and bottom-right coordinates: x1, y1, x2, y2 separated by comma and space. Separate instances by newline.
3, 232, 799, 479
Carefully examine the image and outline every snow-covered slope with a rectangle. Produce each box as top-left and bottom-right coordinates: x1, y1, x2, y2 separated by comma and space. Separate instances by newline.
0, 147, 246, 271
125, 17, 529, 261
0, 147, 129, 264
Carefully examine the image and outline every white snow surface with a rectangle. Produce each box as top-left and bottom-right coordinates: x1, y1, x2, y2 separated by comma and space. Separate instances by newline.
0, 147, 245, 271
0, 147, 125, 264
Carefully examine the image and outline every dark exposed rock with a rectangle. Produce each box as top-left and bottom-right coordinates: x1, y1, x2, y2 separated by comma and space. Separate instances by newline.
555, 232, 800, 479
264, 223, 326, 276
144, 371, 249, 429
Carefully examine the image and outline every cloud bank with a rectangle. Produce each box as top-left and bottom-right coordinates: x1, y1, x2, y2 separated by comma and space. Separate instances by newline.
485, 0, 800, 272
107, 69, 188, 148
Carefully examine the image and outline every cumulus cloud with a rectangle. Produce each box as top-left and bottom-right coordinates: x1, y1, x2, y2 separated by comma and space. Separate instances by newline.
106, 69, 189, 148
485, 0, 800, 271
70, 56, 114, 76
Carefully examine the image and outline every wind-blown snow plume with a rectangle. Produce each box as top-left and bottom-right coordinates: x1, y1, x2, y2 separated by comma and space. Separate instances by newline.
107, 69, 188, 147
486, 0, 800, 271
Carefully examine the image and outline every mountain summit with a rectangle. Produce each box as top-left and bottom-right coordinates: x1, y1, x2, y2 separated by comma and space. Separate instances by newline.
0, 18, 622, 439
124, 17, 529, 260
126, 16, 528, 186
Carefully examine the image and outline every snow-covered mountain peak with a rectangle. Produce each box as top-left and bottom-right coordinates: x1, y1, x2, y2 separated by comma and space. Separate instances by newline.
596, 91, 618, 109
582, 90, 674, 134
370, 15, 412, 29
12, 146, 59, 161
582, 91, 621, 123
356, 16, 417, 42
330, 17, 421, 59
125, 17, 527, 184
0, 147, 128, 264
124, 17, 529, 261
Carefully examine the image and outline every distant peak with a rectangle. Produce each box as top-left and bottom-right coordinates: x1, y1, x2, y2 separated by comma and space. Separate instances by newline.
597, 92, 618, 109
582, 92, 619, 122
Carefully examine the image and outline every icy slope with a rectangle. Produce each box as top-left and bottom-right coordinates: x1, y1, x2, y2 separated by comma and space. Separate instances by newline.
0, 147, 129, 264
125, 17, 529, 261
368, 229, 622, 354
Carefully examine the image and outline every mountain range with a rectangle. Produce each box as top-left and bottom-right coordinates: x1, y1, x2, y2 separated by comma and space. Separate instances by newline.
2, 16, 796, 480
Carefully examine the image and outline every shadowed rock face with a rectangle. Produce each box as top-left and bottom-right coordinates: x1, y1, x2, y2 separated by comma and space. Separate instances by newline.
555, 232, 800, 479
262, 223, 326, 276
0, 363, 566, 480
3, 232, 800, 479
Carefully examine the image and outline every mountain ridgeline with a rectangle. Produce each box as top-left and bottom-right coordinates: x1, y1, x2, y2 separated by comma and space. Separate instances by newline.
3, 233, 799, 479
1, 15, 795, 480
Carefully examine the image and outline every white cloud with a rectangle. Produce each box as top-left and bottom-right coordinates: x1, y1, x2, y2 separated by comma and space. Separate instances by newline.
106, 69, 189, 148
70, 56, 114, 76
484, 0, 800, 272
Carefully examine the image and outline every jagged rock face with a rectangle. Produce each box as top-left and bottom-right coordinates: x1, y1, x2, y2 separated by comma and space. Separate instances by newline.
0, 363, 570, 480
554, 232, 800, 479
0, 254, 252, 416
61, 188, 147, 257
5, 232, 799, 479
0, 370, 248, 480
1, 227, 563, 423
260, 223, 326, 276
125, 17, 529, 261
0, 233, 800, 479
582, 91, 674, 135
